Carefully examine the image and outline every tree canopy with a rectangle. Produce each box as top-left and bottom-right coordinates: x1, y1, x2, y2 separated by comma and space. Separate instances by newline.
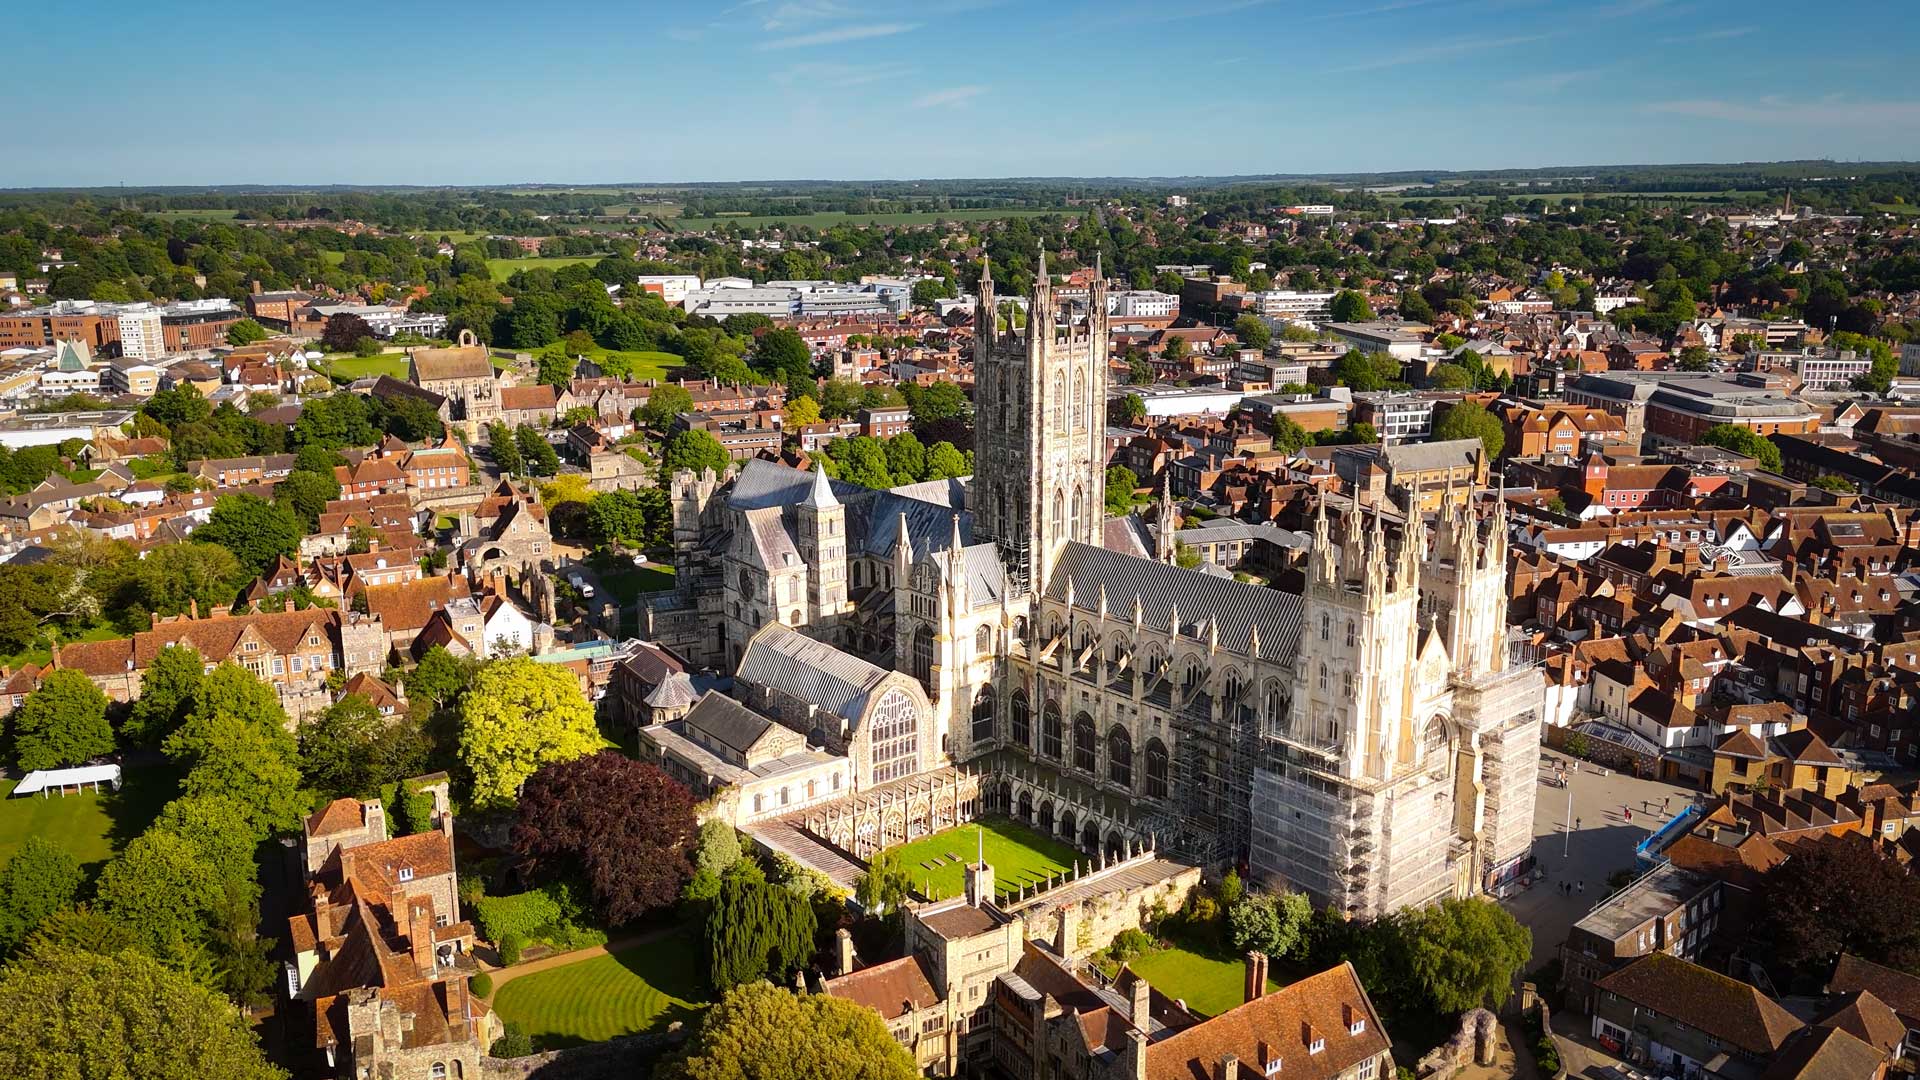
1699, 423, 1783, 470
458, 657, 601, 808
1754, 834, 1920, 978
668, 982, 916, 1080
12, 669, 114, 771
511, 751, 698, 925
1432, 400, 1506, 459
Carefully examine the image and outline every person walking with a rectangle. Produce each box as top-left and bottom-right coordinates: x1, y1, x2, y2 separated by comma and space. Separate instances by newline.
1578, 881, 1584, 895
1575, 817, 1582, 830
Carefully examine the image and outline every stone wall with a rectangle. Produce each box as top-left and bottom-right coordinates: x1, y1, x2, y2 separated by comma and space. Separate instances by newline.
480, 1026, 687, 1080
1000, 851, 1202, 960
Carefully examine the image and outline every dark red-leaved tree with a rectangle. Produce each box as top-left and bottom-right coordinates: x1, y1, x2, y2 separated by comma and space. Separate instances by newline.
511, 751, 697, 925
320, 313, 375, 353
1753, 832, 1920, 979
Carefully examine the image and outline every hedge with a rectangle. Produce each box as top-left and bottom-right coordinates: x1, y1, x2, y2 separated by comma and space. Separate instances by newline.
474, 891, 562, 943
469, 972, 493, 998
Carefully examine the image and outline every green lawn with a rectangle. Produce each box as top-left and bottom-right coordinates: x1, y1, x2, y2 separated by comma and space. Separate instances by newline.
316, 353, 410, 380
0, 766, 176, 878
556, 344, 683, 382
1128, 945, 1277, 1019
682, 207, 1065, 231
585, 554, 675, 605
488, 255, 608, 281
885, 816, 1080, 902
1, 623, 127, 671
491, 931, 708, 1049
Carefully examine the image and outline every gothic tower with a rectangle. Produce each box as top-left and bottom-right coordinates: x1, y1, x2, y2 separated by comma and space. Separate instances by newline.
795, 463, 849, 630
973, 247, 1109, 594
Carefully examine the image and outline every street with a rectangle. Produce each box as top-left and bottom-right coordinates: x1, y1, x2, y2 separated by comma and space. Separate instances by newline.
1505, 748, 1697, 971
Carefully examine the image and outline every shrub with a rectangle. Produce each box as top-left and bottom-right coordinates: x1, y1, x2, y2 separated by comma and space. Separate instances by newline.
458, 873, 487, 910
1108, 928, 1155, 965
491, 1023, 534, 1058
498, 932, 526, 966
468, 972, 493, 998
474, 891, 562, 944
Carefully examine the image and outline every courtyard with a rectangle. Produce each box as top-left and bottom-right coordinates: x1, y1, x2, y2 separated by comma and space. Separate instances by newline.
0, 766, 174, 878
1127, 943, 1279, 1018
489, 929, 708, 1050
884, 816, 1080, 902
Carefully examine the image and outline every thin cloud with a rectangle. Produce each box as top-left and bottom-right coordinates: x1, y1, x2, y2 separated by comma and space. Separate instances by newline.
1326, 32, 1556, 73
1645, 96, 1920, 127
756, 22, 918, 49
1308, 0, 1446, 19
910, 85, 986, 109
1662, 25, 1756, 43
759, 1, 858, 30
1508, 67, 1607, 94
773, 61, 917, 88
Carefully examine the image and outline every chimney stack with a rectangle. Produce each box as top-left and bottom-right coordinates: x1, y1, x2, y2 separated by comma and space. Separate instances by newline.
1216, 1054, 1240, 1080
1244, 951, 1269, 1003
1130, 973, 1152, 1032
835, 927, 856, 977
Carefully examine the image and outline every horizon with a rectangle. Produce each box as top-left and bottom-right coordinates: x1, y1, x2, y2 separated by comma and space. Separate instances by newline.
14, 0, 1920, 188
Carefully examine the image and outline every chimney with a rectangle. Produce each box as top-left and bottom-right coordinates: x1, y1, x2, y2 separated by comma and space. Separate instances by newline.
1055, 904, 1077, 956
409, 899, 434, 973
835, 927, 856, 977
361, 798, 388, 844
188, 597, 198, 619
1244, 951, 1269, 1003
1130, 972, 1152, 1032
1216, 1054, 1240, 1080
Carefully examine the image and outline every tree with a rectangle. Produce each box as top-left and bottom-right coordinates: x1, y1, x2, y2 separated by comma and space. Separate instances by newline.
1753, 834, 1920, 977
884, 432, 926, 485
1104, 465, 1140, 515
511, 751, 698, 925
1428, 363, 1472, 390
135, 541, 245, 617
458, 657, 602, 808
537, 348, 575, 388
661, 429, 730, 481
1677, 345, 1712, 371
834, 436, 893, 489
406, 645, 476, 708
784, 394, 822, 429
753, 329, 815, 386
171, 713, 307, 836
1121, 393, 1146, 424
193, 494, 301, 579
924, 441, 967, 481
274, 469, 340, 531
1331, 349, 1402, 392
124, 644, 205, 748
1227, 890, 1311, 960
1329, 290, 1374, 322
854, 847, 914, 916
291, 392, 377, 451
1272, 416, 1310, 454
488, 422, 522, 476
150, 795, 262, 883
1810, 474, 1857, 493
1161, 335, 1189, 362
298, 695, 394, 799
12, 669, 113, 771
1699, 424, 1782, 471
909, 381, 970, 426
705, 860, 818, 991
1399, 290, 1435, 323
910, 279, 953, 310
379, 393, 445, 442
588, 489, 647, 548
1233, 314, 1271, 350
0, 944, 286, 1079
224, 319, 269, 346
0, 837, 82, 955
1397, 897, 1531, 1013
1433, 401, 1505, 459
514, 425, 559, 476
94, 830, 223, 958
670, 982, 917, 1080
142, 383, 212, 429
641, 383, 694, 429
1127, 351, 1153, 386
321, 312, 375, 353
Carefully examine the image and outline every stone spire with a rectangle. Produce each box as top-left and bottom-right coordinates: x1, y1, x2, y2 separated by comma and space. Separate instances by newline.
1310, 488, 1337, 587
1155, 472, 1177, 563
800, 461, 837, 510
893, 511, 913, 577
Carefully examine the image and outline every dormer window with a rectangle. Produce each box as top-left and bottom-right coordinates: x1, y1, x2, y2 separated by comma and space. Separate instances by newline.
1309, 1038, 1325, 1055
397, 866, 414, 882
1264, 1059, 1283, 1076
1349, 1020, 1366, 1036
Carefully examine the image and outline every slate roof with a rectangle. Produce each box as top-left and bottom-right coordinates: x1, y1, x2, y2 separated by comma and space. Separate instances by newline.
409, 345, 493, 382
736, 624, 891, 722
682, 692, 777, 757
1597, 953, 1802, 1055
1043, 541, 1303, 658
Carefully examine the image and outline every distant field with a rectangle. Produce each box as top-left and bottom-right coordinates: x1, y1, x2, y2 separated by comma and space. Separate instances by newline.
558, 345, 682, 383
0, 767, 176, 878
488, 255, 607, 281
680, 207, 1068, 230
1873, 202, 1920, 216
1379, 189, 1767, 206
317, 353, 410, 380
150, 208, 240, 220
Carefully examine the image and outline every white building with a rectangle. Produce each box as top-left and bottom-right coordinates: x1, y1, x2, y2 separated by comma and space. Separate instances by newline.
1107, 290, 1178, 318
115, 306, 167, 361
1325, 321, 1426, 361
634, 274, 702, 306
1254, 290, 1338, 320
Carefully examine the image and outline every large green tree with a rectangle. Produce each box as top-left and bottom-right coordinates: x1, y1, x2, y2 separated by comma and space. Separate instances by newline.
705, 859, 819, 991
1699, 423, 1782, 471
458, 657, 601, 808
1396, 897, 1531, 1013
11, 669, 114, 771
1432, 400, 1506, 459
0, 944, 285, 1079
641, 383, 694, 429
661, 428, 732, 480
135, 542, 246, 618
1329, 290, 1375, 322
192, 495, 301, 579
670, 982, 916, 1080
123, 644, 205, 747
1227, 889, 1312, 960
94, 831, 224, 958
0, 837, 82, 955
752, 329, 815, 386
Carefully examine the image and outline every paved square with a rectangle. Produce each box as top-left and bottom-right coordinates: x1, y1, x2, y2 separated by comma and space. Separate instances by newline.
1503, 748, 1698, 970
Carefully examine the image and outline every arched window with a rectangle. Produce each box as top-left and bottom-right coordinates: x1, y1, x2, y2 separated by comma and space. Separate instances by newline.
790, 609, 802, 624
971, 684, 994, 743
1051, 372, 1065, 431
1042, 701, 1063, 760
1346, 619, 1357, 648
1014, 615, 1029, 643
976, 625, 993, 656
1318, 663, 1328, 692
911, 626, 935, 690
1145, 739, 1169, 799
1073, 711, 1096, 772
1224, 671, 1243, 702
1183, 660, 1202, 690
1424, 716, 1450, 763
1017, 790, 1033, 823
1060, 810, 1077, 843
1011, 690, 1031, 748
1265, 688, 1286, 726
1070, 484, 1083, 539
1039, 801, 1054, 835
1083, 820, 1101, 852
430, 1066, 447, 1080
740, 569, 754, 597
1108, 726, 1133, 788
1343, 671, 1354, 698
1320, 613, 1330, 641
1053, 489, 1066, 538
1073, 369, 1086, 430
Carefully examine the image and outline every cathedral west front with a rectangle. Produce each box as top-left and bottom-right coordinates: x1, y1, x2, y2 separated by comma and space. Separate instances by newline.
645, 249, 1540, 918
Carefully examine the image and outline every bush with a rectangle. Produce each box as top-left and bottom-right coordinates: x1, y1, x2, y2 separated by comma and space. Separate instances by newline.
468, 972, 493, 998
491, 1023, 534, 1058
458, 873, 487, 910
1108, 928, 1155, 964
474, 891, 562, 944
498, 932, 526, 966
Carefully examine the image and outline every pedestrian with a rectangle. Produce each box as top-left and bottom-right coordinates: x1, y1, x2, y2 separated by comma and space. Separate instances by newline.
1625, 808, 1632, 822
1664, 796, 1671, 812
1575, 816, 1582, 830
1578, 881, 1584, 895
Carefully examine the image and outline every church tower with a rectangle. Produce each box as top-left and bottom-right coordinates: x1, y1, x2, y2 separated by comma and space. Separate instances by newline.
795, 463, 849, 630
973, 247, 1109, 594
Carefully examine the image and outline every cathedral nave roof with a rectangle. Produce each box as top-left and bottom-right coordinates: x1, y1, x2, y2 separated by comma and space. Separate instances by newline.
1043, 542, 1303, 660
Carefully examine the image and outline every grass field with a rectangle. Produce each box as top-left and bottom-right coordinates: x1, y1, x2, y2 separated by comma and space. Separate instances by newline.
1379, 189, 1767, 206
681, 207, 1068, 231
558, 344, 683, 382
150, 208, 241, 220
885, 816, 1080, 902
488, 255, 608, 281
491, 931, 708, 1049
1129, 945, 1277, 1019
0, 766, 176, 878
316, 353, 410, 380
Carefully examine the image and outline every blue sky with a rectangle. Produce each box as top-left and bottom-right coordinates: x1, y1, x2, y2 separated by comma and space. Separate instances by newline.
10, 0, 1919, 187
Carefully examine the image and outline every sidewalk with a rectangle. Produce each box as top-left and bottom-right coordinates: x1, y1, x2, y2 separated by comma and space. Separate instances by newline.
476, 923, 686, 995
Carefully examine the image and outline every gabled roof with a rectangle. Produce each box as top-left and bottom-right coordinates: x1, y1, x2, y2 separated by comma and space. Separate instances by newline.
1146, 963, 1390, 1080
1597, 953, 1802, 1055
821, 954, 940, 1020
409, 345, 493, 382
1045, 541, 1301, 659
1830, 954, 1920, 1023
681, 692, 778, 758
736, 624, 893, 723
1813, 989, 1905, 1053
1760, 1025, 1887, 1080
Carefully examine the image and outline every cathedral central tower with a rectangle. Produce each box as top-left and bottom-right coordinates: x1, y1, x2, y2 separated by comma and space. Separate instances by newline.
972, 248, 1109, 594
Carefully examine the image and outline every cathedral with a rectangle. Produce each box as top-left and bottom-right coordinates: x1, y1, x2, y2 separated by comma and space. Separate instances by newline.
645, 251, 1539, 918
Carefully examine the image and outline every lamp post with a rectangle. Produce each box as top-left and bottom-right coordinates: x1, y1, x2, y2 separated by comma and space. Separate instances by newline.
1563, 759, 1575, 860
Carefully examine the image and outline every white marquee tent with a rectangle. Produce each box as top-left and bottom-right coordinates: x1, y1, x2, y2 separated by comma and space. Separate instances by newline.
10, 764, 121, 797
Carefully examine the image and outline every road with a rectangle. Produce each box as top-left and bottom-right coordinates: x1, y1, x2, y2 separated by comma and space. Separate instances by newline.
1504, 748, 1696, 971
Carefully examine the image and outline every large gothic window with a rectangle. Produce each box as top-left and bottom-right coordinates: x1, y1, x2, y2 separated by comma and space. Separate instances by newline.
1145, 739, 1169, 799
1071, 485, 1084, 540
1051, 373, 1065, 432
976, 625, 993, 656
868, 689, 920, 785
1073, 711, 1096, 773
1108, 726, 1133, 788
1042, 701, 1063, 760
1072, 370, 1086, 430
971, 684, 994, 744
911, 626, 935, 691
1011, 690, 1031, 748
